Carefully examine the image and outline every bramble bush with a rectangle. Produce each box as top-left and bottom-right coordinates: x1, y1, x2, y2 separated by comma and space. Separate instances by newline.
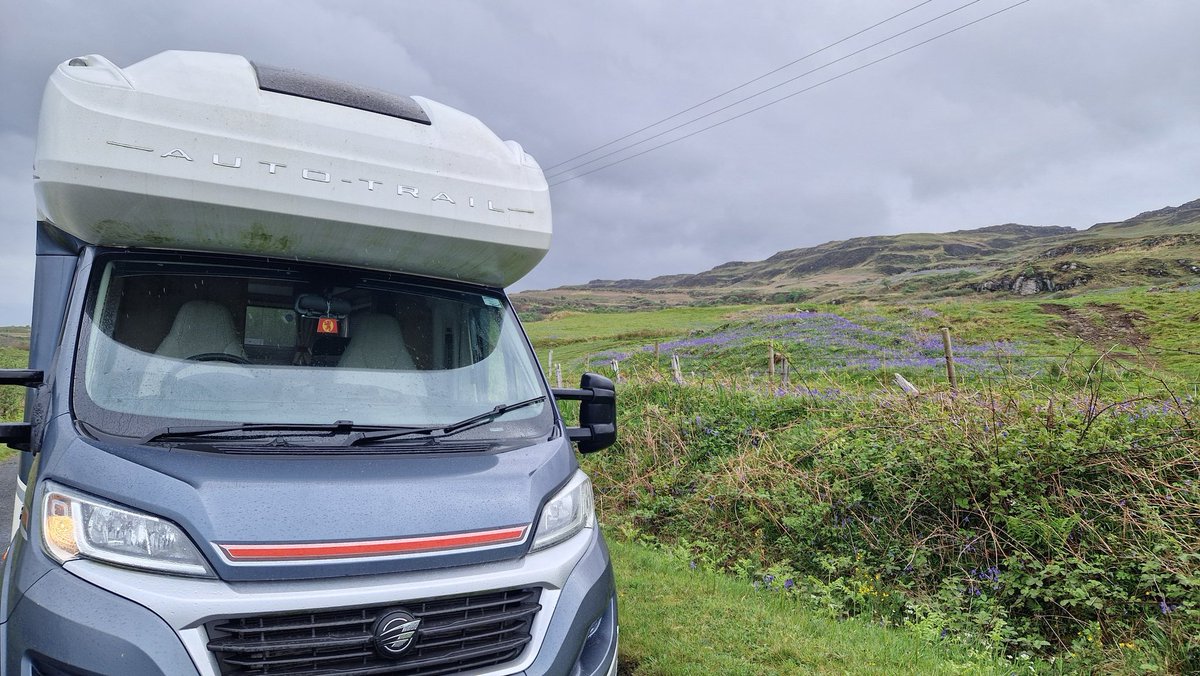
582, 377, 1198, 672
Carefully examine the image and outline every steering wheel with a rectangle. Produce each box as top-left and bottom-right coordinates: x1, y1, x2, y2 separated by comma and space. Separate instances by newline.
158, 352, 253, 399
184, 352, 251, 365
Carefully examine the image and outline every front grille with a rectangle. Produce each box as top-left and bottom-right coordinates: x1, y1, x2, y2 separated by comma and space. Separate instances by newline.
207, 587, 541, 675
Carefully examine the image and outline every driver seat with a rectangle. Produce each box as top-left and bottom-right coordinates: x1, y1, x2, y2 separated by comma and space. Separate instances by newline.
155, 300, 246, 359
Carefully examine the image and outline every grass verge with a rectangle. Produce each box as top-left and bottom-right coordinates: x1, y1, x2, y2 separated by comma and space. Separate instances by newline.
608, 538, 1011, 675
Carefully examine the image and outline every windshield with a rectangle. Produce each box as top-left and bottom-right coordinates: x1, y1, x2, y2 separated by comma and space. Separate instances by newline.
73, 254, 552, 442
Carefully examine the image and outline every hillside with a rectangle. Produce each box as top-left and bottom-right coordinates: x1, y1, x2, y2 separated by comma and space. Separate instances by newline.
515, 198, 1200, 316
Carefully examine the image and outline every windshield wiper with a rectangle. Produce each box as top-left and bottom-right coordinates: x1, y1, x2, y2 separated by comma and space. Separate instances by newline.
348, 396, 547, 447
137, 420, 388, 445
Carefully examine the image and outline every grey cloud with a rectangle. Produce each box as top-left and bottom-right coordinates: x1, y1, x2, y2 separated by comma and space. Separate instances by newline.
3, 0, 1200, 318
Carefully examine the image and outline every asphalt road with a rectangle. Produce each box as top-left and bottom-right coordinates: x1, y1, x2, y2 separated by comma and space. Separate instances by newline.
0, 454, 18, 535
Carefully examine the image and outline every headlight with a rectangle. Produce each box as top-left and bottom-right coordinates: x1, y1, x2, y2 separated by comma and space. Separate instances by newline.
531, 472, 594, 552
41, 482, 212, 577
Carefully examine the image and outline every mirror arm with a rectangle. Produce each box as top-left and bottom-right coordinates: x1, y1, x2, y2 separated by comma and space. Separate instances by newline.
0, 370, 43, 448
555, 372, 618, 454
555, 388, 597, 440
0, 423, 31, 445
552, 387, 594, 401
0, 370, 43, 387
566, 427, 593, 442
552, 387, 615, 404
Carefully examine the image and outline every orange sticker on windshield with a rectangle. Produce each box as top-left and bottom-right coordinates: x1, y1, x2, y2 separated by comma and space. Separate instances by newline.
317, 317, 340, 334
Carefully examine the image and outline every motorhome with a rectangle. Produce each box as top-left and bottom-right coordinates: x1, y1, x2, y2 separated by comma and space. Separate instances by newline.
0, 51, 617, 676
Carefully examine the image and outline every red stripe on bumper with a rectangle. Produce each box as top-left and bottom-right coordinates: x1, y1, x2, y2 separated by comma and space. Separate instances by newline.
218, 525, 529, 561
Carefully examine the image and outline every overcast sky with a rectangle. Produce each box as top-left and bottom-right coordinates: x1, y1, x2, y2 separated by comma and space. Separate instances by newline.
3, 0, 1199, 324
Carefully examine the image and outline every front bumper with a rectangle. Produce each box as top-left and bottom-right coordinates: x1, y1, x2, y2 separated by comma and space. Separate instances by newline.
1, 527, 616, 676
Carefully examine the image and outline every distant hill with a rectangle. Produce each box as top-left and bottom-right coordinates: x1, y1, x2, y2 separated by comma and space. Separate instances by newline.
514, 198, 1200, 316
0, 326, 29, 351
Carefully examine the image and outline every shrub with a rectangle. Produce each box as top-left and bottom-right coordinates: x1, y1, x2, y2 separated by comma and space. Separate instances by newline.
584, 380, 1199, 671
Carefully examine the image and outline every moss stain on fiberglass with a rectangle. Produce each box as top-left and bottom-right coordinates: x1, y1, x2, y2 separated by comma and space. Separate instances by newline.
239, 224, 292, 254
93, 220, 173, 246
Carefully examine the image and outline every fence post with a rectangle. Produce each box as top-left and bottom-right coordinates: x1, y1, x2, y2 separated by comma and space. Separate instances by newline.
547, 350, 554, 379
555, 363, 563, 389
768, 342, 775, 378
781, 356, 790, 388
611, 359, 620, 381
940, 326, 958, 391
894, 373, 920, 396
654, 342, 660, 359
671, 354, 685, 385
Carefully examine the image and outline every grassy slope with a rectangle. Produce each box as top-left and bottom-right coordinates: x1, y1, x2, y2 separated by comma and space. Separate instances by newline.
609, 539, 1010, 675
524, 287, 1200, 389
525, 305, 770, 375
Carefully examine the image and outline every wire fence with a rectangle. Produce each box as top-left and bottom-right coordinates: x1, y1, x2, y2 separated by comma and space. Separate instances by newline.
543, 338, 1200, 397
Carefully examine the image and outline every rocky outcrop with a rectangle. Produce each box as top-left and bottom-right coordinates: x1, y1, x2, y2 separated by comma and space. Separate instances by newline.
1038, 242, 1118, 259
975, 272, 1091, 295
1134, 258, 1171, 277
942, 243, 989, 257
953, 223, 1076, 237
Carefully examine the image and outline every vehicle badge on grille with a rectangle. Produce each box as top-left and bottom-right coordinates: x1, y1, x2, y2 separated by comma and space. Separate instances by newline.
373, 609, 422, 658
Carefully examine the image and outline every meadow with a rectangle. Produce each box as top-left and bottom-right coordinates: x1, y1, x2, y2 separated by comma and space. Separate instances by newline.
527, 285, 1199, 674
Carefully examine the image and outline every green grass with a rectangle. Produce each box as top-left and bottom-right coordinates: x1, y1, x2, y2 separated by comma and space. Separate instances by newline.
609, 538, 1013, 675
0, 334, 29, 460
524, 304, 766, 343
525, 305, 772, 374
0, 344, 26, 425
523, 287, 1200, 394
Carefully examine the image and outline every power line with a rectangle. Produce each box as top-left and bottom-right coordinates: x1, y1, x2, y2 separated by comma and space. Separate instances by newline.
547, 0, 990, 180
550, 0, 1033, 187
544, 0, 938, 172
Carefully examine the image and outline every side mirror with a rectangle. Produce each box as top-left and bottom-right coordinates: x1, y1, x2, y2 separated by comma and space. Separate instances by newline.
553, 372, 617, 453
